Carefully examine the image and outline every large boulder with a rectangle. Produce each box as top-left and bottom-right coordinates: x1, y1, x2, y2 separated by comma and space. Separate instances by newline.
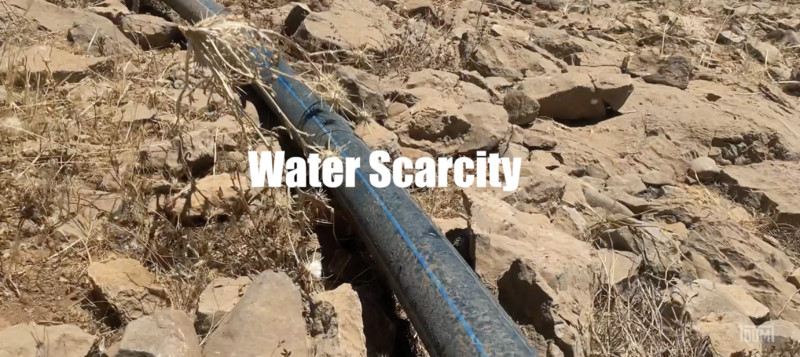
202, 271, 309, 357
0, 323, 94, 357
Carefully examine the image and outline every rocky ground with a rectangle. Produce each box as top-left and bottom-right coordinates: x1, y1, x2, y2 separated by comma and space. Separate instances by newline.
1, 0, 800, 356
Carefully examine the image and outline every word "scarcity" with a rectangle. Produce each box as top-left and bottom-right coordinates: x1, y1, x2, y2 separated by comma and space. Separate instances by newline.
248, 150, 522, 191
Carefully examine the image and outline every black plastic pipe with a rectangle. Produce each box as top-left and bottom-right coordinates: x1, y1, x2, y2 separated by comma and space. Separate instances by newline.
164, 2, 538, 355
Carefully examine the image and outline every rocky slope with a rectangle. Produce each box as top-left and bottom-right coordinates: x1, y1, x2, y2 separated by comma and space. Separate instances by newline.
1, 0, 800, 356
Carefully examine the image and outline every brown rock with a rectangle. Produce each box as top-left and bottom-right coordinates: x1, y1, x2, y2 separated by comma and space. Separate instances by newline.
0, 45, 112, 84
745, 40, 783, 63
119, 310, 202, 357
504, 89, 540, 125
605, 174, 646, 195
335, 66, 388, 120
668, 279, 771, 324
355, 121, 400, 156
0, 323, 94, 357
168, 173, 250, 222
310, 284, 367, 357
196, 276, 252, 335
720, 161, 800, 227
202, 271, 309, 357
596, 222, 681, 275
89, 0, 131, 24
787, 268, 800, 289
88, 258, 169, 320
293, 0, 397, 53
119, 14, 182, 50
515, 73, 627, 121
641, 169, 674, 186
4, 0, 127, 38
460, 32, 561, 79
596, 250, 641, 285
642, 56, 693, 90
68, 22, 135, 55
694, 312, 761, 357
688, 156, 720, 181
759, 319, 800, 352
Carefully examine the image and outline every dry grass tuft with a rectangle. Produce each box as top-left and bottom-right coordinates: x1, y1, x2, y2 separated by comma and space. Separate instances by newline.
587, 275, 712, 357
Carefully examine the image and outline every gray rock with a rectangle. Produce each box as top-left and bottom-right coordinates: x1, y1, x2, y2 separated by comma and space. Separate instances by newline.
119, 310, 202, 357
202, 271, 309, 357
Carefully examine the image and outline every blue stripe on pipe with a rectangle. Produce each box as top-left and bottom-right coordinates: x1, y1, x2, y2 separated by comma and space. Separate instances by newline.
275, 74, 489, 357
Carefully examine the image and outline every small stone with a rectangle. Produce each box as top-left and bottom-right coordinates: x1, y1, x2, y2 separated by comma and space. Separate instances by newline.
642, 56, 693, 90
716, 30, 743, 45
119, 310, 201, 357
787, 268, 800, 289
0, 116, 25, 140
355, 121, 400, 157
529, 151, 560, 169
503, 90, 540, 126
641, 169, 675, 186
605, 174, 647, 195
0, 323, 94, 357
196, 276, 252, 335
688, 157, 721, 181
518, 131, 557, 150
119, 14, 182, 50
